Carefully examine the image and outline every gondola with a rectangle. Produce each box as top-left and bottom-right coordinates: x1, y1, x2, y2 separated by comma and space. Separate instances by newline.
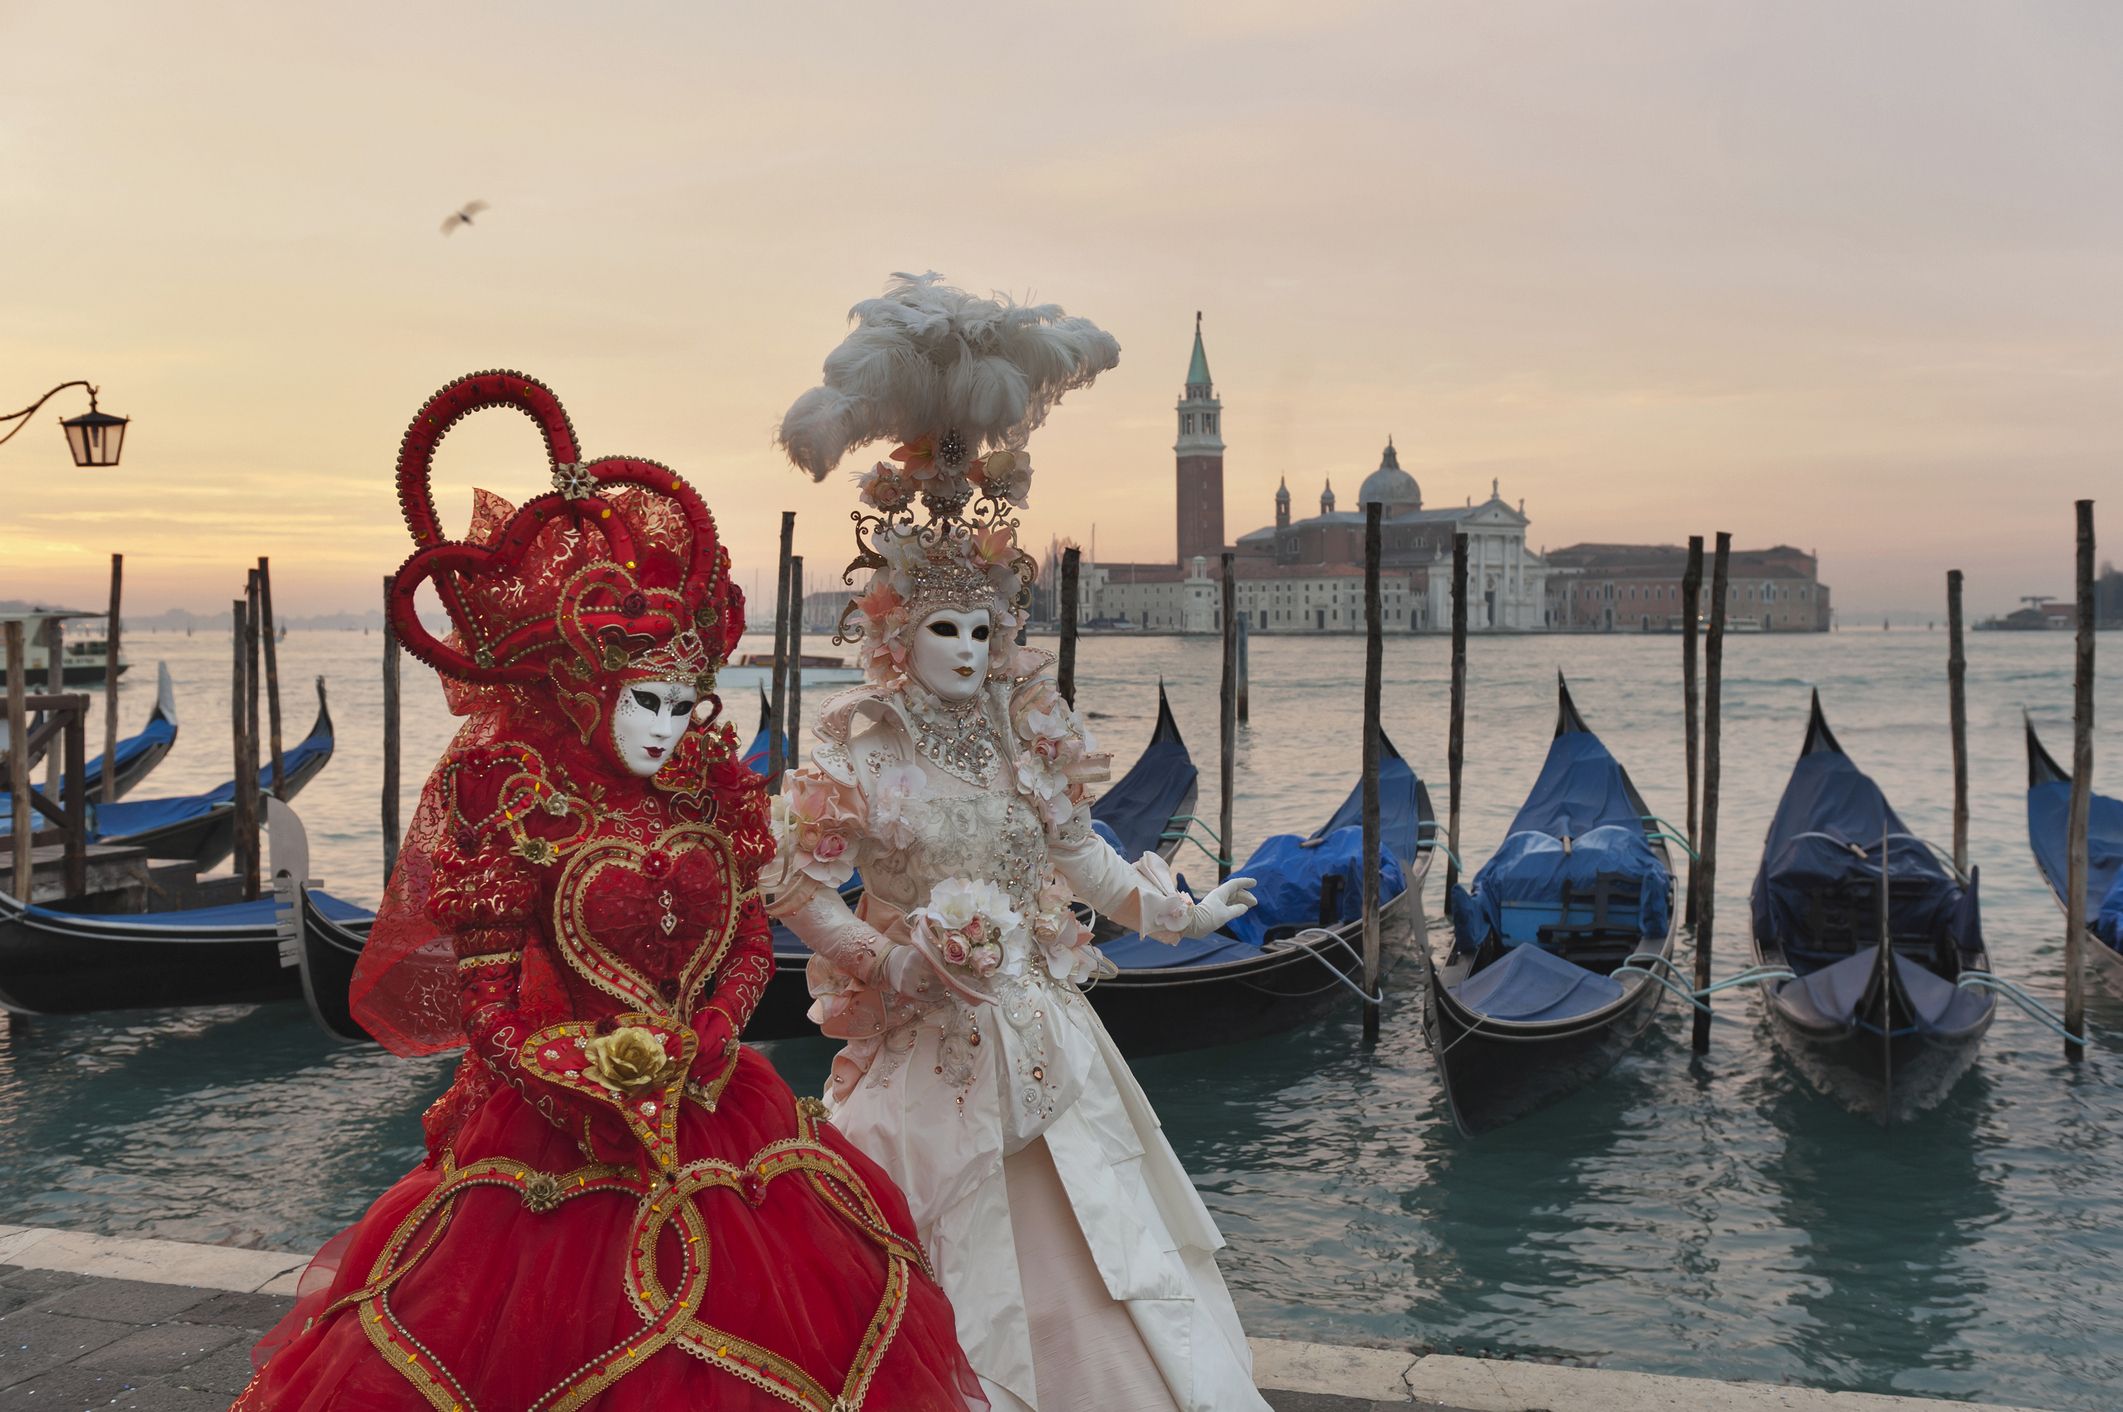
2024, 717, 2123, 999
0, 663, 173, 801
0, 799, 370, 1017
1423, 675, 1679, 1135
287, 843, 378, 1043
86, 661, 181, 802
1749, 693, 1994, 1123
88, 676, 334, 869
748, 683, 1211, 1045
1084, 730, 1435, 1057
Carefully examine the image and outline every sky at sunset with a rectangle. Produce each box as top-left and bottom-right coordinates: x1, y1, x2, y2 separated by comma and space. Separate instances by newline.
3, 1, 2119, 621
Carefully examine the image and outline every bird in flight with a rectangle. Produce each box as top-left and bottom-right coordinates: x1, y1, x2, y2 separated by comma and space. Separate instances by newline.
440, 199, 490, 235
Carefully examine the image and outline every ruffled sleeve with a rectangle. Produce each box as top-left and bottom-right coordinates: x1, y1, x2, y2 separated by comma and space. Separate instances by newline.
1007, 676, 1111, 834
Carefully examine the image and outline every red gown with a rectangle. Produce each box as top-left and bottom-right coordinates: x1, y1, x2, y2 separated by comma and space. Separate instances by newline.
236, 720, 982, 1412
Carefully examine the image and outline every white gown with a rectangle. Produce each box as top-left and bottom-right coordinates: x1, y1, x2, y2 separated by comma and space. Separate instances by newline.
768, 677, 1270, 1412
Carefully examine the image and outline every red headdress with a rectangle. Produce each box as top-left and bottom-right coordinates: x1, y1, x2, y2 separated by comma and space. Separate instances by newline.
355, 371, 748, 1055
388, 369, 742, 735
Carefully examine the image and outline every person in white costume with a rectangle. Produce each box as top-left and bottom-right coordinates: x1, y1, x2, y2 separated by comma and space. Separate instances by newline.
765, 274, 1273, 1412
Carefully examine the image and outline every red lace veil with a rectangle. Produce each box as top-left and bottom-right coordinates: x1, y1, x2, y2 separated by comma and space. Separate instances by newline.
349, 371, 745, 1055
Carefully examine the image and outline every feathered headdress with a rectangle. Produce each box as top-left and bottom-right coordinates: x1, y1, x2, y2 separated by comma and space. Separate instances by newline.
777, 274, 1119, 685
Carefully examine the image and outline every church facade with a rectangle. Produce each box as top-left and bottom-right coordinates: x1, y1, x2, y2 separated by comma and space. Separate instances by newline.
1074, 320, 1549, 632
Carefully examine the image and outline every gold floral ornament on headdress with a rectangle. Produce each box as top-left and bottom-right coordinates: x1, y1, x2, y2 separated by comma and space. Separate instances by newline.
775, 273, 1120, 686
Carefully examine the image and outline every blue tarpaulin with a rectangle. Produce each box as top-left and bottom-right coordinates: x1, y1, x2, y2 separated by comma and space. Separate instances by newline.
1449, 728, 1672, 950
1773, 948, 1994, 1034
21, 889, 372, 929
1097, 735, 1427, 971
1451, 941, 1624, 1021
40, 718, 337, 843
2028, 775, 2123, 950
1751, 740, 1981, 965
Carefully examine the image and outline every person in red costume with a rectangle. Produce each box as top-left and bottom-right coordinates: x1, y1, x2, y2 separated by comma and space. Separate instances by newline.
235, 370, 983, 1412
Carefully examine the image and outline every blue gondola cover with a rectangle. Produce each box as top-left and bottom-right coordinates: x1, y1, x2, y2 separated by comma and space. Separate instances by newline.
2027, 772, 2123, 949
1449, 730, 1672, 949
1753, 746, 1981, 962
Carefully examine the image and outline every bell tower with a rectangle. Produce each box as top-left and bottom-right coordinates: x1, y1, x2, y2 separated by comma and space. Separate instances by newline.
1174, 312, 1225, 567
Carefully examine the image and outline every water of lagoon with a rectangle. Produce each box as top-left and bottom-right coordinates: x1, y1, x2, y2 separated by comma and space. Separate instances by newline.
3, 626, 2119, 1409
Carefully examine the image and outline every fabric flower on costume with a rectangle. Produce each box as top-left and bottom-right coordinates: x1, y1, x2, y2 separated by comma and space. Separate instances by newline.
970, 525, 1016, 568
976, 450, 1033, 507
912, 877, 1026, 981
856, 460, 915, 513
580, 1026, 681, 1094
1028, 873, 1102, 985
868, 761, 929, 850
772, 770, 864, 887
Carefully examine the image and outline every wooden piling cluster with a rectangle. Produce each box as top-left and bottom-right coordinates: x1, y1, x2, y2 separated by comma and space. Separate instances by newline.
1693, 533, 1731, 1055
3, 625, 90, 901
1360, 504, 1384, 1045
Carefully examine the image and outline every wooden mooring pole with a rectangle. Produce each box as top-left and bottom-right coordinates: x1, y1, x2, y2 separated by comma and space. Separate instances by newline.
1444, 532, 1469, 898
103, 553, 123, 800
1681, 536, 1703, 927
6, 623, 29, 901
258, 556, 285, 798
1694, 532, 1731, 1055
1057, 546, 1080, 708
232, 599, 258, 898
381, 576, 402, 886
2064, 499, 2095, 1058
1236, 614, 1250, 724
1946, 569, 1968, 877
785, 556, 804, 762
244, 571, 263, 895
42, 618, 62, 796
767, 512, 795, 780
1219, 551, 1238, 883
1361, 503, 1384, 1046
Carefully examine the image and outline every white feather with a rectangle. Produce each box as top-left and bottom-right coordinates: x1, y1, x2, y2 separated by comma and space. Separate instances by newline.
778, 273, 1121, 478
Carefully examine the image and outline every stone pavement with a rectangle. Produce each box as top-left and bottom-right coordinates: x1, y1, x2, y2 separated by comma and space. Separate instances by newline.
0, 1225, 2062, 1411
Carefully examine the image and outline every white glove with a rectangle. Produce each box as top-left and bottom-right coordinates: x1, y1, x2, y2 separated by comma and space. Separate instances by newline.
1181, 876, 1257, 939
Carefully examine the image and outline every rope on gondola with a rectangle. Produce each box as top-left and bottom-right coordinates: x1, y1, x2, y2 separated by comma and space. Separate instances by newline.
1640, 815, 1699, 860
1413, 837, 1464, 875
1955, 972, 2091, 1047
1259, 929, 1384, 1003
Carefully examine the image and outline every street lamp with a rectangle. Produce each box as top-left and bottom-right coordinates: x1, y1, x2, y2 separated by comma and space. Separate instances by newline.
0, 380, 131, 467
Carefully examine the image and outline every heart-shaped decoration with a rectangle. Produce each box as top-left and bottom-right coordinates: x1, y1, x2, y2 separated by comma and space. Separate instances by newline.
553, 823, 744, 1020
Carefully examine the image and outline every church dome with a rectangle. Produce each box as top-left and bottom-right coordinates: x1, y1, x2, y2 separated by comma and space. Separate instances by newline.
1358, 437, 1420, 511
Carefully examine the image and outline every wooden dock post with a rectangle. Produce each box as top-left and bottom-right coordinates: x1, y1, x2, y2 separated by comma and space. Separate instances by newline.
1057, 546, 1080, 708
1219, 551, 1238, 883
767, 512, 795, 779
59, 695, 85, 899
258, 556, 285, 798
1694, 532, 1731, 1055
1361, 503, 1384, 1046
1682, 536, 1703, 927
42, 617, 62, 796
1947, 569, 1968, 876
2064, 499, 2095, 1058
103, 553, 123, 800
6, 622, 29, 901
1444, 532, 1469, 898
785, 555, 804, 761
1236, 614, 1251, 724
381, 576, 402, 886
244, 571, 263, 893
232, 599, 258, 899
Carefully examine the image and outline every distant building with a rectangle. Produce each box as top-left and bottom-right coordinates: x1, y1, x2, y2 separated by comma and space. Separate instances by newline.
1544, 543, 1832, 632
1174, 313, 1226, 568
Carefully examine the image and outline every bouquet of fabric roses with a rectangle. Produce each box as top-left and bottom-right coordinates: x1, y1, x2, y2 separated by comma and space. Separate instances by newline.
908, 878, 1026, 984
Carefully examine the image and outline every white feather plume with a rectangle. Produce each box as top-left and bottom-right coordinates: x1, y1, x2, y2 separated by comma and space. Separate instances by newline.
778, 272, 1121, 481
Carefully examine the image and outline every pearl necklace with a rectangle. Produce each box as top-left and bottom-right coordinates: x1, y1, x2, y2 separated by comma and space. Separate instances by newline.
902, 682, 1001, 788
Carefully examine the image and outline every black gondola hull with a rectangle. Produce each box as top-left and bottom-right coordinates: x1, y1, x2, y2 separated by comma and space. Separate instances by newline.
1422, 950, 1669, 1137
0, 907, 296, 1016
295, 887, 372, 1043
1757, 983, 1993, 1124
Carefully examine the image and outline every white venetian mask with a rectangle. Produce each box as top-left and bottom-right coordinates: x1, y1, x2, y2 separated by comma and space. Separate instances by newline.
609, 680, 697, 777
909, 608, 992, 704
